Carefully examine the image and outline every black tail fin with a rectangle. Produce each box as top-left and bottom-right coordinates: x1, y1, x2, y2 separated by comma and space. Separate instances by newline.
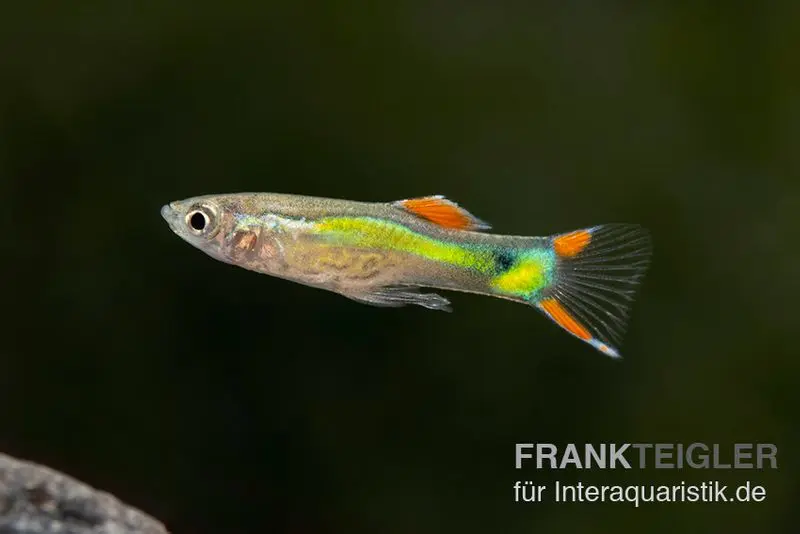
536, 224, 653, 358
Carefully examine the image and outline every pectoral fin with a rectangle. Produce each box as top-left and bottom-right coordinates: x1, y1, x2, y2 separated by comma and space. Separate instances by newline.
342, 285, 452, 311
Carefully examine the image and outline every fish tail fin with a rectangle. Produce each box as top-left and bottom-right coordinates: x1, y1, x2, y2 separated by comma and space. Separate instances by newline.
536, 224, 653, 358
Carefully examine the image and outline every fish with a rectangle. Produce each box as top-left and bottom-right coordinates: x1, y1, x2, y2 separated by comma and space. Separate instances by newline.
161, 193, 652, 357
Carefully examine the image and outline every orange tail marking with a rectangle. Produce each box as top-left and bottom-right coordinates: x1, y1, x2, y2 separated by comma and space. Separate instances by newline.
396, 196, 489, 231
553, 229, 592, 257
539, 298, 592, 340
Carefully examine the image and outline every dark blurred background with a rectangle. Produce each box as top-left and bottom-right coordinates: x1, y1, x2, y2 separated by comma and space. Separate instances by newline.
2, 2, 798, 533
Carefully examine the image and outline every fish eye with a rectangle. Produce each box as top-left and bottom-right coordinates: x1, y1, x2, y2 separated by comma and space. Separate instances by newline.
182, 202, 221, 238
185, 206, 216, 235
188, 210, 208, 231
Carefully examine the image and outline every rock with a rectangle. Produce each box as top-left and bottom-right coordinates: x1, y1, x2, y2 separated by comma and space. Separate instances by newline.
0, 453, 169, 534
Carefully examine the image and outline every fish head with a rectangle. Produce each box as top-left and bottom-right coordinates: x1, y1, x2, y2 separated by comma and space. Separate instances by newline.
161, 195, 233, 263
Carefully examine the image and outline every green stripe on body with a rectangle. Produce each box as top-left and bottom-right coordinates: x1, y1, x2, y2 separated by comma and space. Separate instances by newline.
312, 216, 556, 299
312, 217, 495, 272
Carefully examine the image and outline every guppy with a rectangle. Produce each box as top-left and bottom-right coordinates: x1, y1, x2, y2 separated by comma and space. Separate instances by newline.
161, 193, 652, 357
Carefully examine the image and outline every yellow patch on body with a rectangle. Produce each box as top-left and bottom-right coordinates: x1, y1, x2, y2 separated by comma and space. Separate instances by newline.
490, 259, 546, 296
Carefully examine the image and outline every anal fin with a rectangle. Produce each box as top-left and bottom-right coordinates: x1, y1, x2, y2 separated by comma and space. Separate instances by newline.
342, 285, 453, 312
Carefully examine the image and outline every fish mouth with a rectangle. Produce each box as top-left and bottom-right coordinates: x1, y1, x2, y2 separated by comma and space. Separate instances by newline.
161, 202, 177, 218
160, 203, 181, 231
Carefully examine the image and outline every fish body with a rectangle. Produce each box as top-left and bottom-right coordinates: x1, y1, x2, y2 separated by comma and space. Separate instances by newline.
161, 193, 652, 357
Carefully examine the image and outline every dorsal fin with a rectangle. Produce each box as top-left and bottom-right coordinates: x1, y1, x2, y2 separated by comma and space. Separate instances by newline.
392, 195, 491, 231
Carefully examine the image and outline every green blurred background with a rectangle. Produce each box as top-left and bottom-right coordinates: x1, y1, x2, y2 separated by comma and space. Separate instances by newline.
2, 2, 798, 533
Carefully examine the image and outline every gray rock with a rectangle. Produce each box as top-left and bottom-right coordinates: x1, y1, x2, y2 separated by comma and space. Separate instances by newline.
0, 453, 169, 534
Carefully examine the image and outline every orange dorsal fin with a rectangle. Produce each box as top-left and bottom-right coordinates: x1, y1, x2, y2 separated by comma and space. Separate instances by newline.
393, 195, 491, 231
